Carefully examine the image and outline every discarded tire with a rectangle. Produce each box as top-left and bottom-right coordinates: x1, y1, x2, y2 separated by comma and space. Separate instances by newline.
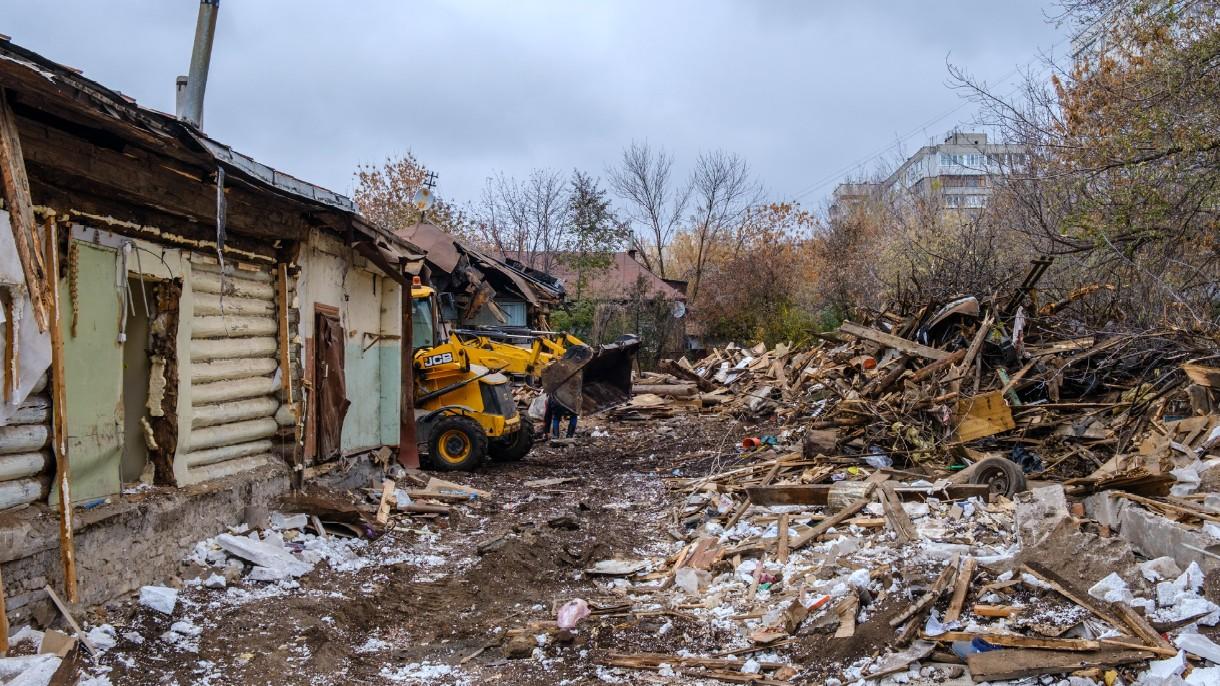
966, 456, 1027, 498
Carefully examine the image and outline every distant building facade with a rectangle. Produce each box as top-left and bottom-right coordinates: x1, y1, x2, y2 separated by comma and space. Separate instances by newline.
882, 131, 1025, 211
829, 182, 881, 221
832, 131, 1025, 217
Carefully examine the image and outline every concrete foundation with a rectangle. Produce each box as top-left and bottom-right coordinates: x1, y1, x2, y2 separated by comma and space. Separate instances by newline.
0, 464, 290, 626
1085, 492, 1220, 575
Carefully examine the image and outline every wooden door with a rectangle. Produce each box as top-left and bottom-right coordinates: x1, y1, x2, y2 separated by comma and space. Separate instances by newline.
56, 240, 123, 502
315, 311, 349, 459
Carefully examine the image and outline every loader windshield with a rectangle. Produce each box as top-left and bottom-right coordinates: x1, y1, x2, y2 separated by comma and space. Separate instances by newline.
411, 296, 437, 350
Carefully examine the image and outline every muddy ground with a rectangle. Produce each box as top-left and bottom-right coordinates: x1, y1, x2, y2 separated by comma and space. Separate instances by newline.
65, 414, 806, 686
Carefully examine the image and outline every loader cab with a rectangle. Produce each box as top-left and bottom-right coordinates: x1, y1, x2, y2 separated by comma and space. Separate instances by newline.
410, 285, 439, 350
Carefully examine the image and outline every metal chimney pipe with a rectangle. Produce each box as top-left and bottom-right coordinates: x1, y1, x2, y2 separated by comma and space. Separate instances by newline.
177, 0, 220, 129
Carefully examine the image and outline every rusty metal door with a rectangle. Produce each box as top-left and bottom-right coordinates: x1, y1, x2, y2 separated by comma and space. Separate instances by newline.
315, 312, 349, 459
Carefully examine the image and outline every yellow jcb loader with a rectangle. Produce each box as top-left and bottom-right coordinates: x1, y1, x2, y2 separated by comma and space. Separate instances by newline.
409, 279, 638, 470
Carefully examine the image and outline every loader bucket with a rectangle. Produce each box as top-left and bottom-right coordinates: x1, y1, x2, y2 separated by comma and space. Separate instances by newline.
542, 335, 640, 415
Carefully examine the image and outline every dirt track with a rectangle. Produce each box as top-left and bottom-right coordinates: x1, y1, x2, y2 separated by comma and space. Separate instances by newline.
71, 415, 763, 685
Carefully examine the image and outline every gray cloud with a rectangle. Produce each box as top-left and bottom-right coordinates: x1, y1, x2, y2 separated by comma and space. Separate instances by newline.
2, 1, 1064, 210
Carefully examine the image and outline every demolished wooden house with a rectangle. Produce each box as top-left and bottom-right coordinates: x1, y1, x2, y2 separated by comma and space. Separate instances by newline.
395, 221, 564, 331
0, 39, 428, 619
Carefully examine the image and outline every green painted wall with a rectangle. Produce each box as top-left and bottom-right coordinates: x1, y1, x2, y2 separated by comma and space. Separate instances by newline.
339, 342, 402, 452
55, 241, 123, 504
378, 344, 401, 446
340, 341, 383, 453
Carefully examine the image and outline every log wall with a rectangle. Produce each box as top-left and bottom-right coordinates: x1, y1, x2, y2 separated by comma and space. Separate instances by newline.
177, 258, 297, 484
0, 375, 51, 509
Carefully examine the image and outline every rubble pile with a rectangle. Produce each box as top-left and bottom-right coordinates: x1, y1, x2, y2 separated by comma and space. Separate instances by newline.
622, 295, 1218, 486
596, 291, 1220, 683
576, 446, 1220, 684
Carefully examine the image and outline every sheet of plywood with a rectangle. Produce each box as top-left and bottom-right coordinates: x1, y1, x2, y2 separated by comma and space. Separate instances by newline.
954, 391, 1015, 442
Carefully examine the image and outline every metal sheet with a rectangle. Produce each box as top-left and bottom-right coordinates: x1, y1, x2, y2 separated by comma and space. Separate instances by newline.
394, 222, 461, 274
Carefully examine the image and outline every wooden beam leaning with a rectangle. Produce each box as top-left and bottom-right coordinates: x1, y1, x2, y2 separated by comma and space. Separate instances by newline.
1, 297, 13, 404
838, 321, 950, 361
879, 483, 917, 543
0, 563, 8, 655
44, 217, 77, 602
776, 513, 790, 564
943, 556, 977, 623
789, 484, 876, 551
276, 263, 301, 489
891, 555, 959, 629
1021, 563, 1125, 630
0, 90, 50, 332
398, 259, 419, 469
1110, 601, 1175, 652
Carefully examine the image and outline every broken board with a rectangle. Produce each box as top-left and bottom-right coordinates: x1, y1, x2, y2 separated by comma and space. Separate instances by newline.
954, 391, 1015, 442
965, 648, 1155, 682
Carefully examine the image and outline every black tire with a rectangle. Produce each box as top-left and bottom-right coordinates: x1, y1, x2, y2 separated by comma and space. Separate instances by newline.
490, 418, 534, 462
426, 415, 488, 471
967, 456, 1027, 498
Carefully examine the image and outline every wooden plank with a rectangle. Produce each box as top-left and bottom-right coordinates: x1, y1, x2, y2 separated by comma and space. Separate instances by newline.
1, 298, 13, 404
746, 484, 830, 506
943, 556, 976, 623
276, 263, 299, 488
1022, 563, 1126, 629
972, 603, 1020, 618
789, 487, 875, 551
907, 349, 965, 384
1115, 491, 1220, 523
0, 90, 50, 331
932, 631, 1099, 651
425, 477, 491, 499
310, 515, 327, 539
375, 478, 395, 524
398, 259, 419, 469
838, 321, 950, 360
954, 391, 1015, 442
834, 593, 858, 638
0, 563, 8, 655
891, 555, 958, 629
42, 584, 97, 658
44, 219, 77, 602
966, 648, 1155, 682
879, 483, 917, 543
1110, 601, 1174, 652
746, 483, 989, 507
659, 359, 717, 392
776, 513, 790, 564
1182, 364, 1220, 388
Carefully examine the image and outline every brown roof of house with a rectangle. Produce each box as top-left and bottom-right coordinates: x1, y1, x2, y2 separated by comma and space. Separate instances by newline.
524, 252, 686, 302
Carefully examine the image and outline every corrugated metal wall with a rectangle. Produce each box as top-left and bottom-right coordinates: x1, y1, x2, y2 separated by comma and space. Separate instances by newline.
180, 259, 295, 483
0, 374, 50, 509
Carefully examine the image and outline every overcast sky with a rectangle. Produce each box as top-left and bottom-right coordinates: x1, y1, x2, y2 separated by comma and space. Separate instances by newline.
3, 1, 1065, 210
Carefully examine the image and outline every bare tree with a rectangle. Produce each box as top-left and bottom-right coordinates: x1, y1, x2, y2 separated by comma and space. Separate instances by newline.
475, 169, 567, 271
687, 150, 763, 301
607, 141, 691, 277
523, 169, 568, 273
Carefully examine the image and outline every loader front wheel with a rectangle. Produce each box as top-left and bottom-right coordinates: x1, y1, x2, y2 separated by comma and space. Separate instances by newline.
428, 416, 488, 471
490, 419, 534, 462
